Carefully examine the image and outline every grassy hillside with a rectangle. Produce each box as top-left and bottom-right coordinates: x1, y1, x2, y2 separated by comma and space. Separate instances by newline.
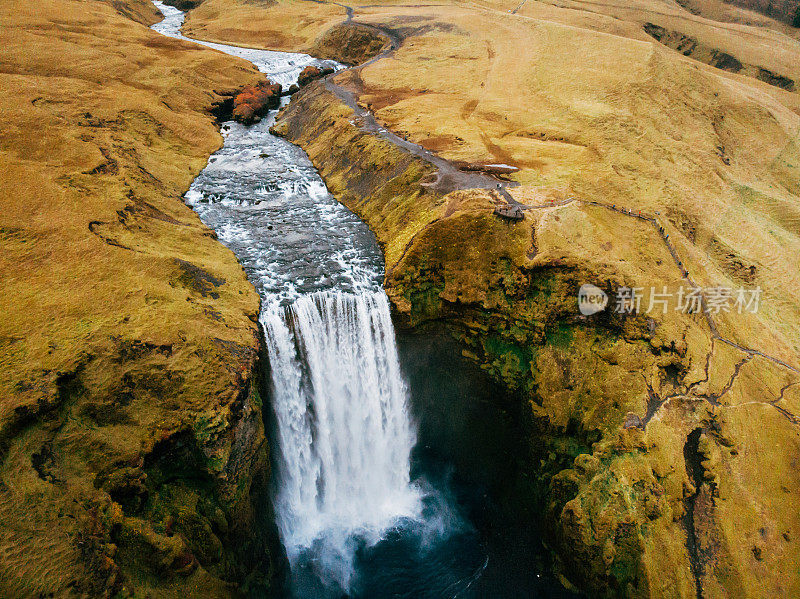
725, 0, 800, 24
0, 0, 279, 596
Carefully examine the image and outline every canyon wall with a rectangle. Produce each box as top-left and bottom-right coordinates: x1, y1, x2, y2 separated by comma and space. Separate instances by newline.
273, 34, 800, 594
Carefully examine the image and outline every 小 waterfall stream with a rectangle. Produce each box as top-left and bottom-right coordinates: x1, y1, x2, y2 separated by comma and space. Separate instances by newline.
151, 4, 574, 597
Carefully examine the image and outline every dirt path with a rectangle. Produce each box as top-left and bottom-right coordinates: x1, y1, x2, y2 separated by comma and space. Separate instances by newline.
315, 2, 522, 197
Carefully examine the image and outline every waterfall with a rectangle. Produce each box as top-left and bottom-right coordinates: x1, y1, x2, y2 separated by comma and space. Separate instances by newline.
262, 290, 423, 589
146, 2, 538, 595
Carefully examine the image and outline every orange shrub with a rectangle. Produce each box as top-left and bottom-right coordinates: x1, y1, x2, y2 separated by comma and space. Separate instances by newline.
232, 80, 282, 124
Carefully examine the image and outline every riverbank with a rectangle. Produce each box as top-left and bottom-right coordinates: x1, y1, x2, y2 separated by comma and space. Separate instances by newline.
0, 0, 280, 595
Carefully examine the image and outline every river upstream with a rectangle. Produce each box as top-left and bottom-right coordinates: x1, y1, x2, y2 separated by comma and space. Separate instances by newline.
151, 3, 575, 597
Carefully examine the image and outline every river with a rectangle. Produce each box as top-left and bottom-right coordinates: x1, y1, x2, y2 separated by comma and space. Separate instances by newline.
150, 3, 575, 597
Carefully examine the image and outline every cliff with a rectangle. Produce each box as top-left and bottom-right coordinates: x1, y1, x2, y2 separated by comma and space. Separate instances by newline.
0, 0, 280, 596
267, 1, 800, 596
273, 64, 800, 594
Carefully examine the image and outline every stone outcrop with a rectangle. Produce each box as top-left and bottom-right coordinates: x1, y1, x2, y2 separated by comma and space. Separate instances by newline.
725, 0, 800, 24
162, 0, 205, 10
643, 23, 795, 91
311, 22, 391, 65
297, 65, 334, 87
298, 66, 323, 87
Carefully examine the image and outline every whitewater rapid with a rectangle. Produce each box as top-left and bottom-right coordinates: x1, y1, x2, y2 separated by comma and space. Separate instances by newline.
151, 1, 428, 592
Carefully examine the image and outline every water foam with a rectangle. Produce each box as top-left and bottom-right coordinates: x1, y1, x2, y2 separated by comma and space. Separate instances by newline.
262, 291, 424, 588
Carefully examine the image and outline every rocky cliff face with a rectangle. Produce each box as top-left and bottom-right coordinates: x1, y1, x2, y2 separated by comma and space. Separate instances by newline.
274, 75, 800, 597
0, 0, 280, 596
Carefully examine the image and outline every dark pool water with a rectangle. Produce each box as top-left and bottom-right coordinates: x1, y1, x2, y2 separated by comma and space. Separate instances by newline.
395, 325, 581, 599
277, 326, 582, 598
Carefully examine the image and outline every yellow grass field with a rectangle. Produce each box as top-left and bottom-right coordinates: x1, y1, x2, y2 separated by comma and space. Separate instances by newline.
0, 0, 278, 596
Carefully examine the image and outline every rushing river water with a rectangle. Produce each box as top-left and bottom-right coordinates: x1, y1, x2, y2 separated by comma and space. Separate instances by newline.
151, 4, 577, 597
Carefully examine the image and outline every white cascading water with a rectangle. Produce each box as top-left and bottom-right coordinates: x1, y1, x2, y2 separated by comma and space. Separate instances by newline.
262, 291, 423, 587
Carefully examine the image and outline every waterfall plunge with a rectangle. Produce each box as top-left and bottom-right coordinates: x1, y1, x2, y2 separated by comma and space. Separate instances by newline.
148, 2, 496, 594
262, 290, 423, 589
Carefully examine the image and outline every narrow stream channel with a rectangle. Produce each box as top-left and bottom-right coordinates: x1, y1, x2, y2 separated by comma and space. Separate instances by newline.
151, 4, 576, 597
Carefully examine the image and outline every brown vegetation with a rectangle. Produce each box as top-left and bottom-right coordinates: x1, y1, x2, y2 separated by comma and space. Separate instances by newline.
0, 0, 278, 596
232, 79, 282, 124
